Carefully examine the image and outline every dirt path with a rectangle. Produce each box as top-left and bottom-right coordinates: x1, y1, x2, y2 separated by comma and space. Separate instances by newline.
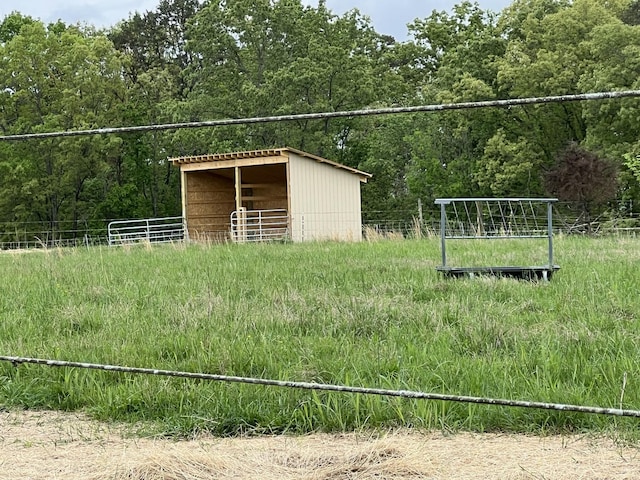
1, 409, 639, 479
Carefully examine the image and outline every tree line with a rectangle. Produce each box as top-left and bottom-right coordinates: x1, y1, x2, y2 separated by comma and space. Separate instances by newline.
1, 0, 639, 238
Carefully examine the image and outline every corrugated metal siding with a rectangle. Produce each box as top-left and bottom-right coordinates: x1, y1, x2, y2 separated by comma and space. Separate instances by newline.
288, 153, 363, 241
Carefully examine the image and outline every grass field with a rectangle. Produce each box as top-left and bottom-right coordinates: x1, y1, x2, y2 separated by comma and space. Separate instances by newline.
1, 235, 639, 438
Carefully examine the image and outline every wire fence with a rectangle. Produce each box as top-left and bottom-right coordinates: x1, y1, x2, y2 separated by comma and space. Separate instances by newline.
361, 206, 640, 239
0, 220, 110, 250
0, 206, 638, 250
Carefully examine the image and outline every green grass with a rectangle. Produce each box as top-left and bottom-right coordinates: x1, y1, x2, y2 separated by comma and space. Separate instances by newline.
1, 236, 640, 438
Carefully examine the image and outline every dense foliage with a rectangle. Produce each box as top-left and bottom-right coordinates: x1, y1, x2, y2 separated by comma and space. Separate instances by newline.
1, 0, 639, 232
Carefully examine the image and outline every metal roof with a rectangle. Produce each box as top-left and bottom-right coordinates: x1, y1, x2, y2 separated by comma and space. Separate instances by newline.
169, 147, 372, 180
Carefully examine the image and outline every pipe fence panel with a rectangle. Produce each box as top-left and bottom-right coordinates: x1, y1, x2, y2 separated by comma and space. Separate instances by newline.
230, 209, 289, 243
108, 217, 184, 246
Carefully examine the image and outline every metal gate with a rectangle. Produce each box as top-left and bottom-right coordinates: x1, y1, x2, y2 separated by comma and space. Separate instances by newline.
230, 209, 289, 243
108, 216, 184, 246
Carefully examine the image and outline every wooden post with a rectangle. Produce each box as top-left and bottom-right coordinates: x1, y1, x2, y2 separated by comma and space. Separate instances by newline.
180, 169, 188, 241
234, 166, 242, 212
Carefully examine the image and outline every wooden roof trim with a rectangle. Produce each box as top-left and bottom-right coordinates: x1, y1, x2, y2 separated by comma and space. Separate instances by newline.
169, 148, 287, 164
169, 147, 372, 180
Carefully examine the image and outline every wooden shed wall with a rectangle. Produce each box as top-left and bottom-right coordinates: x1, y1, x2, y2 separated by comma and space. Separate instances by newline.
185, 172, 235, 241
247, 183, 288, 211
287, 153, 363, 241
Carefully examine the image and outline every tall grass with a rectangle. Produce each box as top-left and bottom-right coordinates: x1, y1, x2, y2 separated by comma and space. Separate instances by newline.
1, 236, 639, 437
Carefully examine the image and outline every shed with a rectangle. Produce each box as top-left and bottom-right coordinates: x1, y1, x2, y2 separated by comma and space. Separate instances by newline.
169, 147, 371, 242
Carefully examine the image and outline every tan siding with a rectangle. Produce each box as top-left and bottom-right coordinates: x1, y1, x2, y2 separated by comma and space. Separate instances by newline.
288, 153, 363, 241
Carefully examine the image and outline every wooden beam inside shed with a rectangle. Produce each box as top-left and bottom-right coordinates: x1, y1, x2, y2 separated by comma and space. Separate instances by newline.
234, 166, 242, 212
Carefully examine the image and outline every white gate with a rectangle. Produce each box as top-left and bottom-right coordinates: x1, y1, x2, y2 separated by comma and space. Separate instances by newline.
230, 209, 289, 243
108, 216, 184, 246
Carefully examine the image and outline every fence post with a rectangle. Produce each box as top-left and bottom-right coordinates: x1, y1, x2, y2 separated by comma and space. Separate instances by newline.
548, 201, 554, 268
439, 202, 447, 267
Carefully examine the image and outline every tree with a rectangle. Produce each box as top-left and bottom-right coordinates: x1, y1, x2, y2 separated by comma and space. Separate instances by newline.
399, 3, 508, 203
107, 0, 202, 218
495, 0, 597, 160
576, 16, 640, 170
621, 0, 640, 25
624, 153, 640, 184
183, 0, 397, 157
475, 129, 545, 196
0, 11, 35, 44
408, 1, 504, 85
109, 0, 200, 94
544, 142, 618, 229
0, 21, 128, 230
3, 0, 640, 230
355, 115, 420, 221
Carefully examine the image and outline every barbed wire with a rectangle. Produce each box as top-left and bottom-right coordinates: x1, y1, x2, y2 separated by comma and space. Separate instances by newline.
1, 90, 639, 142
1, 355, 639, 418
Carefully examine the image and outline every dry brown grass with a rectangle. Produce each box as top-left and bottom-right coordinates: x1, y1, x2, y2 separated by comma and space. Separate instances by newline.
97, 440, 426, 480
2, 410, 640, 480
363, 226, 406, 242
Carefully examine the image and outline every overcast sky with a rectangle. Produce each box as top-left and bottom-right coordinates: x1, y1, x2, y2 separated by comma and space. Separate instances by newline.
0, 0, 512, 41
